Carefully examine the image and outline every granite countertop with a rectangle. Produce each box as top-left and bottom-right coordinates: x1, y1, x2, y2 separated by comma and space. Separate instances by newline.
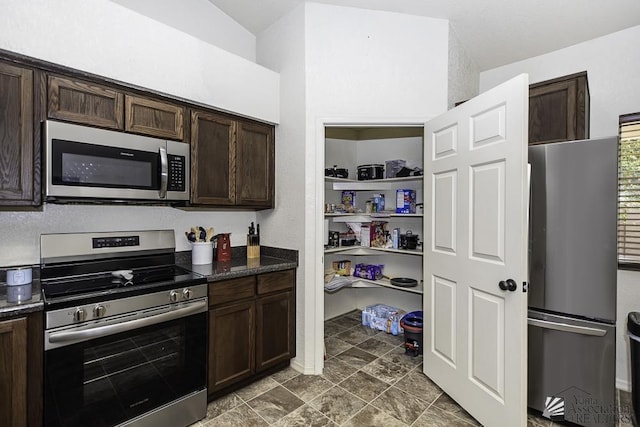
0, 246, 297, 319
176, 245, 298, 282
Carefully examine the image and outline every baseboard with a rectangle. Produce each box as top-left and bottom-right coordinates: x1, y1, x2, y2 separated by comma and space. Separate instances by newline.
617, 377, 631, 392
290, 358, 318, 375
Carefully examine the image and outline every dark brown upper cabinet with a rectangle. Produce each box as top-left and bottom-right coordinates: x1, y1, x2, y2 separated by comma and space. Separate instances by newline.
529, 71, 589, 145
0, 50, 276, 210
48, 75, 124, 130
191, 110, 236, 205
236, 121, 274, 208
191, 110, 274, 208
125, 94, 185, 140
0, 61, 40, 206
48, 75, 187, 141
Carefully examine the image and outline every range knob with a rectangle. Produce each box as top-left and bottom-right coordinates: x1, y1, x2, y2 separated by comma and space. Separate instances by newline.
93, 304, 106, 318
169, 290, 180, 303
73, 307, 87, 322
182, 288, 193, 300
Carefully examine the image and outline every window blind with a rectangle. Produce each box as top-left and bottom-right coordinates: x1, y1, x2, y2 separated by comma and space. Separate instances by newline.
618, 113, 640, 267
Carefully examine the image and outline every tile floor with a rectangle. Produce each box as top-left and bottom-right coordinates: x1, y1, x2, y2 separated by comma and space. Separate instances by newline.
193, 310, 634, 426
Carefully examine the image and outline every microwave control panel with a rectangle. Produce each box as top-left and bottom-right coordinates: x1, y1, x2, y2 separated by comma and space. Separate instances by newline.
167, 155, 186, 192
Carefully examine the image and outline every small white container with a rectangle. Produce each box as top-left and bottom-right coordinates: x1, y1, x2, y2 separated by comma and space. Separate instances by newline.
191, 242, 213, 265
6, 267, 32, 286
7, 283, 32, 303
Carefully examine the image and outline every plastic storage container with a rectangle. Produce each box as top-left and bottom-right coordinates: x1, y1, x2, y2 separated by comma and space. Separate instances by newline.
401, 311, 423, 356
362, 304, 405, 335
628, 312, 640, 425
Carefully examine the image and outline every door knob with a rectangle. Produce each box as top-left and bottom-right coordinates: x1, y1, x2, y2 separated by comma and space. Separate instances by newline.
498, 279, 517, 292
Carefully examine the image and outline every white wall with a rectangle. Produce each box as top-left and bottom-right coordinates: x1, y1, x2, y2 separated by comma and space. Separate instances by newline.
305, 3, 449, 370
255, 4, 310, 373
0, 0, 284, 268
110, 0, 257, 62
255, 3, 448, 374
305, 4, 448, 120
480, 25, 640, 391
0, 205, 257, 267
0, 0, 279, 123
448, 26, 480, 109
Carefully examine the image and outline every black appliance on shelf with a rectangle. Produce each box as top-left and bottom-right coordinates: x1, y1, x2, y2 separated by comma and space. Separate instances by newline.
40, 230, 207, 427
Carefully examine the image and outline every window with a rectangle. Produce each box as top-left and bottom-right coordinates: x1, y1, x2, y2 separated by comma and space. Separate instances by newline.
618, 112, 640, 268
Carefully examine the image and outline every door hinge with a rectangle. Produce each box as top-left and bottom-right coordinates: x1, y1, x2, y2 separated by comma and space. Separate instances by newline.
522, 281, 529, 293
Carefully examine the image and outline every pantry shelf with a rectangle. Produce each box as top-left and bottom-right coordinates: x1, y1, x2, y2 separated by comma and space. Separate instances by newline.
329, 176, 423, 191
332, 276, 423, 295
324, 246, 422, 256
325, 212, 423, 221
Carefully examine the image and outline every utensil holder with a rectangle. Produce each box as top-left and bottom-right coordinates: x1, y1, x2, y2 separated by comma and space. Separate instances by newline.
192, 242, 213, 265
247, 234, 260, 259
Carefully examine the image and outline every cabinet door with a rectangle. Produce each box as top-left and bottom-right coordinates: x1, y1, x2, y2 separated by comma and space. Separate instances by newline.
236, 120, 274, 208
48, 75, 124, 129
0, 317, 28, 426
529, 72, 589, 145
191, 110, 236, 205
125, 94, 185, 140
255, 291, 295, 372
208, 301, 255, 393
0, 62, 36, 205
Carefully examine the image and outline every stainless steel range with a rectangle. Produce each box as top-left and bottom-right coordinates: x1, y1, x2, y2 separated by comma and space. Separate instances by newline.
40, 230, 207, 427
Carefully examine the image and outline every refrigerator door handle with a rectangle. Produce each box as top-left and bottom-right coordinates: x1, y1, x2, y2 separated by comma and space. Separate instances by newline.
528, 318, 607, 336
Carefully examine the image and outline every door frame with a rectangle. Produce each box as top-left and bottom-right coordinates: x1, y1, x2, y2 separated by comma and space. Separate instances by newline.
311, 117, 431, 376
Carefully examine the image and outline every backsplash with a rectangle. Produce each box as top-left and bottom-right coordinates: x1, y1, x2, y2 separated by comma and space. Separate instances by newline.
0, 203, 258, 267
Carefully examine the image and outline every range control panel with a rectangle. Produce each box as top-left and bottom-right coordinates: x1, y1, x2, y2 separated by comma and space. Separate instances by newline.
92, 236, 140, 249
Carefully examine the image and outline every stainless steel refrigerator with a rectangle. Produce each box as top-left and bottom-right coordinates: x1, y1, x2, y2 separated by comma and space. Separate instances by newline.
528, 137, 618, 427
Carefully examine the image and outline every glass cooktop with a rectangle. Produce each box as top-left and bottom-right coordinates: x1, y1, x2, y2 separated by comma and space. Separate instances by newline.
42, 265, 206, 307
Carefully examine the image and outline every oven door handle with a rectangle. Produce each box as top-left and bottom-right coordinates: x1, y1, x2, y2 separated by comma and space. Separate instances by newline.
48, 301, 206, 346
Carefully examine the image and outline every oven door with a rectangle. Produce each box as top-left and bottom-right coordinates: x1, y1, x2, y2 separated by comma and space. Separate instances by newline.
44, 302, 207, 426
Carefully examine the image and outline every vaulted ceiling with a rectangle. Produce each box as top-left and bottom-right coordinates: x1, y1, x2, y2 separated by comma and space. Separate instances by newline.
208, 0, 640, 71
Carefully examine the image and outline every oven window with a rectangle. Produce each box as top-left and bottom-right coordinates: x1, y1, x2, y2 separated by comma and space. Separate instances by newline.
44, 312, 206, 426
52, 139, 159, 190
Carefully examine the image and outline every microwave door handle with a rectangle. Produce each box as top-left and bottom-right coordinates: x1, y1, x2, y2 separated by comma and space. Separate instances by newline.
159, 146, 168, 198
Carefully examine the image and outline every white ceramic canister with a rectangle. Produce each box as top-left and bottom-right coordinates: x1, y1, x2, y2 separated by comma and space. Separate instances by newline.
191, 242, 214, 265
6, 267, 32, 286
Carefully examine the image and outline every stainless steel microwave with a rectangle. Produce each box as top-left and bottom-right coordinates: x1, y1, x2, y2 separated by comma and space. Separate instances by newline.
44, 120, 190, 203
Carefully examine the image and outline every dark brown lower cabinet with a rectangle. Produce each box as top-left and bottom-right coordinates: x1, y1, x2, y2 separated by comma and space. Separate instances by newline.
0, 311, 42, 426
208, 270, 296, 398
208, 301, 255, 392
255, 291, 294, 371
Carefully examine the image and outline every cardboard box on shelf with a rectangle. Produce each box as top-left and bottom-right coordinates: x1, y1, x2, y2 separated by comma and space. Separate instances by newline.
332, 260, 351, 276
341, 191, 356, 212
396, 189, 416, 214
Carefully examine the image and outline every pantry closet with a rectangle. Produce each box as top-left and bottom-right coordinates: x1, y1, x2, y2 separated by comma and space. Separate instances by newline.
323, 126, 425, 321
